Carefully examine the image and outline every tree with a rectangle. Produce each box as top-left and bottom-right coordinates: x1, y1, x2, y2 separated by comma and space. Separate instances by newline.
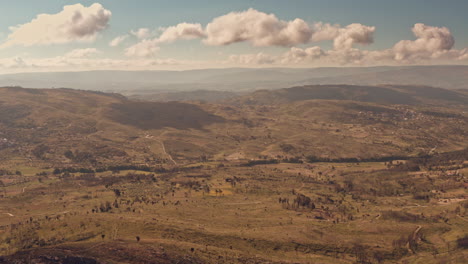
0, 180, 6, 197
113, 189, 122, 197
457, 235, 468, 249
352, 243, 369, 264
32, 144, 49, 159
64, 150, 74, 159
9, 226, 39, 250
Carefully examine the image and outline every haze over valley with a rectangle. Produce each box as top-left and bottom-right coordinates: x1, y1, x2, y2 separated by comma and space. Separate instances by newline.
1, 65, 468, 94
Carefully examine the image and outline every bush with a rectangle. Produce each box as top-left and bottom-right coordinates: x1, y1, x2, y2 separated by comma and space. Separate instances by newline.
457, 235, 468, 249
382, 211, 422, 222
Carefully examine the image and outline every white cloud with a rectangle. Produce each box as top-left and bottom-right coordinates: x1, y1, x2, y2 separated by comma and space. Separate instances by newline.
125, 23, 205, 57
352, 24, 467, 65
345, 24, 467, 65
109, 35, 129, 47
64, 48, 100, 58
226, 47, 371, 66
266, 24, 467, 66
2, 4, 467, 69
204, 8, 313, 46
131, 28, 151, 39
123, 8, 378, 60
0, 3, 111, 48
310, 23, 341, 42
307, 22, 377, 51
281, 46, 325, 64
201, 10, 375, 49
392, 23, 455, 62
0, 55, 193, 73
158, 23, 206, 43
0, 57, 28, 68
456, 49, 468, 61
228, 53, 276, 65
124, 39, 160, 57
333, 23, 375, 50
123, 9, 378, 58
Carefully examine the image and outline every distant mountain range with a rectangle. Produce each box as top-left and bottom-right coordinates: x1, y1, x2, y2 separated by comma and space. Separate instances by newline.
1, 65, 467, 92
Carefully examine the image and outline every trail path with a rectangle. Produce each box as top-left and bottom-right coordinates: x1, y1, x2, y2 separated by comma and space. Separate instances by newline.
412, 225, 422, 240
155, 131, 177, 166
297, 182, 306, 192
406, 225, 422, 253
161, 141, 177, 165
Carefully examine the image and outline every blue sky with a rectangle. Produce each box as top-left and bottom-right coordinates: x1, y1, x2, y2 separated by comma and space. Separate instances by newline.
0, 0, 467, 72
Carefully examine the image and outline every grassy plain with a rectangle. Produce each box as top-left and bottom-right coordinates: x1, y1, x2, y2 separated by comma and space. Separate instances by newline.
0, 156, 466, 263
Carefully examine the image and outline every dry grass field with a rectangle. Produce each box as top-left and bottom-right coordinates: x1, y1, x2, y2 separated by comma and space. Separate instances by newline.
0, 86, 466, 263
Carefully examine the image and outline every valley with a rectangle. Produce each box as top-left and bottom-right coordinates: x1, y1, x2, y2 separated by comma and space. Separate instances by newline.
0, 85, 466, 263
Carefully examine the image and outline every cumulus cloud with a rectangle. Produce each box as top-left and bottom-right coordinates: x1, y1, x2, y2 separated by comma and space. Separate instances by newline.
124, 9, 377, 58
456, 49, 468, 61
204, 8, 313, 46
226, 48, 372, 66
281, 46, 325, 63
4, 5, 465, 68
347, 24, 466, 64
126, 23, 205, 57
125, 39, 160, 57
109, 35, 129, 47
228, 46, 374, 66
333, 23, 376, 50
0, 3, 111, 48
158, 23, 206, 43
310, 23, 341, 42
392, 23, 455, 62
246, 23, 466, 66
308, 22, 377, 51
125, 8, 316, 57
196, 9, 374, 49
131, 28, 151, 39
341, 23, 467, 65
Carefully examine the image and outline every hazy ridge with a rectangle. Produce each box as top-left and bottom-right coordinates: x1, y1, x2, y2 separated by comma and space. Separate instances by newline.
1, 65, 468, 92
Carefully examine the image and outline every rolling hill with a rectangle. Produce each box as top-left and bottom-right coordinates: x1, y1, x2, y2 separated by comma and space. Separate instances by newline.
229, 84, 468, 106
0, 85, 466, 169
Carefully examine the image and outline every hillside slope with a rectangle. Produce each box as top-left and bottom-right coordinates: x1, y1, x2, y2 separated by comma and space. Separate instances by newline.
0, 87, 225, 167
229, 84, 468, 106
0, 86, 466, 168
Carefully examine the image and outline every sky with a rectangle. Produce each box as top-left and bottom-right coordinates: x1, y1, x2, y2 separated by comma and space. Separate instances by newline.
0, 0, 467, 73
